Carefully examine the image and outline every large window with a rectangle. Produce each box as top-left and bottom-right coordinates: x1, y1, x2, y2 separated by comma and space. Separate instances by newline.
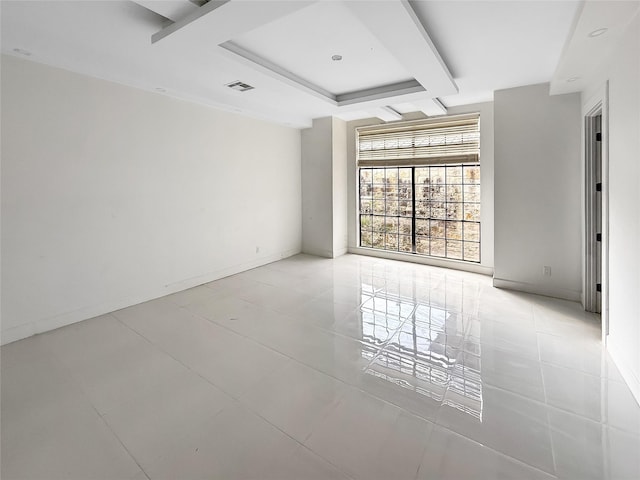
357, 114, 481, 263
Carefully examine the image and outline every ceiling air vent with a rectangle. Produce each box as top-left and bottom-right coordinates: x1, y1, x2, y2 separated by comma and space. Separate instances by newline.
226, 80, 254, 92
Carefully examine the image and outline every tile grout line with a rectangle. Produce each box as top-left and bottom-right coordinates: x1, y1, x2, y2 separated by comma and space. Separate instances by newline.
428, 422, 560, 479
118, 275, 637, 456
535, 301, 560, 478
112, 258, 627, 476
149, 282, 636, 441
12, 328, 154, 480
86, 396, 152, 480
111, 298, 445, 475
111, 312, 357, 480
9, 255, 628, 479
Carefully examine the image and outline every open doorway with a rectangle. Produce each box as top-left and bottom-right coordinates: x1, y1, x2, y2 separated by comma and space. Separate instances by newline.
584, 103, 607, 334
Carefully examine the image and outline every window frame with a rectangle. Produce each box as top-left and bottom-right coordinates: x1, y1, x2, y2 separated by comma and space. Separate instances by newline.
356, 114, 481, 264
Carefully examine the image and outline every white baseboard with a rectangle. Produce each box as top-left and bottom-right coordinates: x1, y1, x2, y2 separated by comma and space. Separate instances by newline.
333, 246, 349, 258
301, 246, 333, 258
1, 248, 301, 346
348, 246, 494, 276
492, 277, 581, 302
2, 324, 36, 346
607, 335, 640, 407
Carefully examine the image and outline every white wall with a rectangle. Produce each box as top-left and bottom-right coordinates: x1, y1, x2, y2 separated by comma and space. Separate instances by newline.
346, 103, 495, 275
301, 118, 333, 257
1, 55, 302, 344
585, 13, 640, 404
494, 83, 582, 300
332, 117, 348, 257
301, 116, 348, 258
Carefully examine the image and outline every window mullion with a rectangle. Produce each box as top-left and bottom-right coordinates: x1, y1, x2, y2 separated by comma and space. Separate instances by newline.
462, 175, 465, 261
411, 167, 416, 253
357, 114, 481, 263
444, 165, 448, 259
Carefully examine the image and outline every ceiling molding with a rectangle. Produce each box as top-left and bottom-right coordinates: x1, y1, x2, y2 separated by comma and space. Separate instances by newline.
1, 0, 587, 127
151, 1, 314, 44
372, 106, 403, 122
413, 98, 447, 117
151, 0, 229, 43
344, 0, 458, 98
219, 41, 336, 103
131, 0, 200, 23
151, 0, 451, 111
336, 81, 424, 106
220, 42, 426, 108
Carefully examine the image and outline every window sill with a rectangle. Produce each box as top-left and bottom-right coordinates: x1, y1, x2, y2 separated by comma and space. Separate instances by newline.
348, 246, 493, 276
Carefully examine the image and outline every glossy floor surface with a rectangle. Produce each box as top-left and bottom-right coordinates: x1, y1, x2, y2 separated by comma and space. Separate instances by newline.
2, 254, 639, 479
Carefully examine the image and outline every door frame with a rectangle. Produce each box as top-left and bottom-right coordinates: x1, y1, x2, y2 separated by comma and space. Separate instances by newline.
583, 83, 609, 342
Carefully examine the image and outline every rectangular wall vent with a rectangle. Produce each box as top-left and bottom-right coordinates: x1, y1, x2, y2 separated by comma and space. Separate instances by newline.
225, 81, 254, 92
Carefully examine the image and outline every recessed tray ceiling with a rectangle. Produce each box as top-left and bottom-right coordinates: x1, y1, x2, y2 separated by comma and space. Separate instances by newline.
1, 0, 591, 127
230, 1, 413, 97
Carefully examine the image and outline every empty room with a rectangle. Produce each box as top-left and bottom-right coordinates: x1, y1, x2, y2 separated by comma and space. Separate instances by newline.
1, 0, 639, 479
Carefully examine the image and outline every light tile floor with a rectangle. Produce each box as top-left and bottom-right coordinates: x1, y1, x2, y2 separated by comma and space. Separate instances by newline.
2, 254, 639, 479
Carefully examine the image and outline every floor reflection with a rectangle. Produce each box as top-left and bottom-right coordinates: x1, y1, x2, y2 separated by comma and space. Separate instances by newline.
359, 283, 483, 419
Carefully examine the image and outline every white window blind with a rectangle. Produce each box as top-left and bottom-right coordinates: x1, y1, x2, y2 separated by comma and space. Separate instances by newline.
357, 113, 480, 167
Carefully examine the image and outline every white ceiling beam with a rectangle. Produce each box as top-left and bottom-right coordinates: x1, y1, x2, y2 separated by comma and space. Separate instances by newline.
335, 89, 441, 114
218, 41, 335, 103
132, 0, 200, 22
413, 98, 447, 117
372, 106, 403, 122
344, 0, 457, 98
151, 1, 315, 44
336, 81, 424, 106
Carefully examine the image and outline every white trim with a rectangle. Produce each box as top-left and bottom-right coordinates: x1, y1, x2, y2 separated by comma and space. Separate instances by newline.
607, 335, 640, 407
414, 98, 447, 117
343, 0, 457, 97
300, 246, 334, 259
219, 41, 336, 103
131, 0, 200, 23
349, 246, 493, 276
1, 248, 301, 346
336, 81, 425, 106
347, 103, 494, 273
581, 81, 610, 344
221, 45, 425, 107
333, 247, 349, 258
493, 277, 581, 302
151, 1, 313, 45
583, 105, 601, 313
372, 106, 403, 122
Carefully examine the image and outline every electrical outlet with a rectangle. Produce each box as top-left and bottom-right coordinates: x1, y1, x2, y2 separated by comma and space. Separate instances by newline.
543, 266, 551, 276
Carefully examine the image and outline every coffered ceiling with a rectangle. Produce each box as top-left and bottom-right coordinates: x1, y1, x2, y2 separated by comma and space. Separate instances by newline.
3, 1, 630, 128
